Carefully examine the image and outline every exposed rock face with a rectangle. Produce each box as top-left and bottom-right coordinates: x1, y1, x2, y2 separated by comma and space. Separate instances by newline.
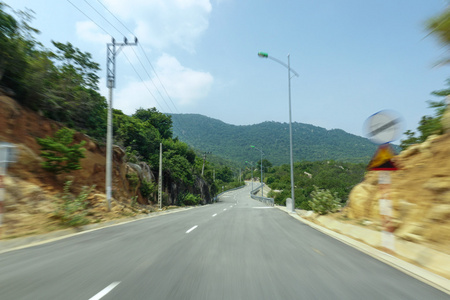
442, 97, 450, 133
0, 96, 156, 237
345, 133, 450, 253
195, 176, 212, 205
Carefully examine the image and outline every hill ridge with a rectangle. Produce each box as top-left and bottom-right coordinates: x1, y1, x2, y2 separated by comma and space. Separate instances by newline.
169, 113, 377, 165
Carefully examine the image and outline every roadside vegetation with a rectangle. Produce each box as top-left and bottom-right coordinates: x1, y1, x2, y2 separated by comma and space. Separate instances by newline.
0, 3, 239, 211
399, 6, 450, 150
243, 160, 366, 213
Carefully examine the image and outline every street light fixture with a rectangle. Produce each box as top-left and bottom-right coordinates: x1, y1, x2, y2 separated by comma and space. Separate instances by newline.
258, 51, 298, 213
250, 145, 264, 199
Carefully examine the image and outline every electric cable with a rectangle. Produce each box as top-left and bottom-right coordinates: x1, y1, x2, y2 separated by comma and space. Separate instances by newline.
82, 0, 126, 37
66, 0, 111, 36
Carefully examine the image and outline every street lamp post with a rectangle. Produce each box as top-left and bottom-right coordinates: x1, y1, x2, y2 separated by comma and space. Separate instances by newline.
250, 146, 264, 198
258, 52, 298, 213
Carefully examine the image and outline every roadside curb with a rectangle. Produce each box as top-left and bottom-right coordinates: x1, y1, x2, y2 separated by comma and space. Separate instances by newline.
274, 205, 450, 295
0, 206, 195, 254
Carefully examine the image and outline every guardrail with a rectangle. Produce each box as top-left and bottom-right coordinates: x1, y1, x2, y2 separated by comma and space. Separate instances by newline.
250, 183, 274, 206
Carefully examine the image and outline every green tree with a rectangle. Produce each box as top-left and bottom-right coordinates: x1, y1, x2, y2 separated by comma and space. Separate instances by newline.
0, 3, 39, 99
426, 7, 450, 65
400, 88, 447, 150
50, 41, 99, 90
216, 166, 234, 182
36, 127, 86, 174
114, 109, 161, 161
133, 107, 173, 139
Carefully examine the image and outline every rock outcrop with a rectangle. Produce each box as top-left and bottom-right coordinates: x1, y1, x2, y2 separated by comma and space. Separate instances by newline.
345, 132, 450, 253
0, 96, 153, 238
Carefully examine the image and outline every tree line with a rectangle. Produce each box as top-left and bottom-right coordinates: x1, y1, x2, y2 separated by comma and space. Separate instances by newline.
243, 160, 366, 210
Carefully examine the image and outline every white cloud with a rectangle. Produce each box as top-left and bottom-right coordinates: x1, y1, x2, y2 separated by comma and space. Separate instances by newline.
102, 0, 212, 52
113, 53, 213, 114
75, 21, 110, 44
155, 53, 213, 104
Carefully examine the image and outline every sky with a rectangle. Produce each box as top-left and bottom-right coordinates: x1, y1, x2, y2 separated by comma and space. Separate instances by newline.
4, 0, 450, 139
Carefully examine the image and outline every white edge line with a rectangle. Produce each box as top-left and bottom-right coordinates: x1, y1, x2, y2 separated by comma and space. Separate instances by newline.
0, 206, 199, 255
89, 281, 121, 300
212, 213, 217, 217
186, 225, 198, 234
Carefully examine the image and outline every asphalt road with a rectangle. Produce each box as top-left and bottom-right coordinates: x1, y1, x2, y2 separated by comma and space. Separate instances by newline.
0, 183, 448, 300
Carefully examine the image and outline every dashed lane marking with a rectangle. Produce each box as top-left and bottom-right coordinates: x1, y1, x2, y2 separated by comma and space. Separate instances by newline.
186, 225, 198, 234
313, 248, 324, 255
89, 282, 121, 300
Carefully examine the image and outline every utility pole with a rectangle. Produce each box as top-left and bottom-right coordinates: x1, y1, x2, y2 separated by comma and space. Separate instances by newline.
201, 152, 211, 176
105, 37, 138, 211
239, 167, 241, 183
158, 143, 162, 210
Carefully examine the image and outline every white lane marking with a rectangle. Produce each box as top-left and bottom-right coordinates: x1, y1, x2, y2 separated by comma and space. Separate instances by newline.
229, 205, 233, 208
186, 225, 198, 233
89, 282, 120, 300
212, 213, 217, 217
253, 207, 273, 209
223, 208, 227, 211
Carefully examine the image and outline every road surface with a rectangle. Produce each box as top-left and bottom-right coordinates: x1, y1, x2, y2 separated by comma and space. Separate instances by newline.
0, 184, 448, 299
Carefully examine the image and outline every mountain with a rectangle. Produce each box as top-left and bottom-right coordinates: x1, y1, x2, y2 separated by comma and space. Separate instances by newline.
170, 113, 378, 165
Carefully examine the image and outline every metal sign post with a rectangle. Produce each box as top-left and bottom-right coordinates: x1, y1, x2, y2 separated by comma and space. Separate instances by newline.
378, 171, 395, 253
0, 143, 17, 238
364, 111, 404, 254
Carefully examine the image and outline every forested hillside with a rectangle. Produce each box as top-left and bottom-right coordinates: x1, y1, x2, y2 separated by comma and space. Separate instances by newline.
171, 113, 378, 165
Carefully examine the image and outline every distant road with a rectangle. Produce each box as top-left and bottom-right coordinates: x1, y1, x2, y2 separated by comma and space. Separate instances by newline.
0, 184, 448, 299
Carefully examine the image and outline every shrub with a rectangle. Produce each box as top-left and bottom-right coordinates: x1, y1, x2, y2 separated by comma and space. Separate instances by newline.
308, 186, 341, 215
179, 193, 201, 206
36, 127, 86, 174
53, 181, 95, 227
140, 179, 156, 199
126, 172, 139, 188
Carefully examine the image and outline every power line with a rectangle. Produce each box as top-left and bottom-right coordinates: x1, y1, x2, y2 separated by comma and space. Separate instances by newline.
121, 51, 191, 139
128, 47, 173, 113
66, 0, 111, 36
90, 0, 182, 116
138, 44, 180, 113
76, 0, 195, 142
82, 0, 126, 37
121, 50, 165, 112
95, 0, 135, 37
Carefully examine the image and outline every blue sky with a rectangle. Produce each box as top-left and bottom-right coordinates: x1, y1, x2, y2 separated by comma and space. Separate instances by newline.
4, 0, 450, 139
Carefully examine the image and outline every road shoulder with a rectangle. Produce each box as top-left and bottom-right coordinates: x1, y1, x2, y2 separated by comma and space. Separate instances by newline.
275, 205, 450, 295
